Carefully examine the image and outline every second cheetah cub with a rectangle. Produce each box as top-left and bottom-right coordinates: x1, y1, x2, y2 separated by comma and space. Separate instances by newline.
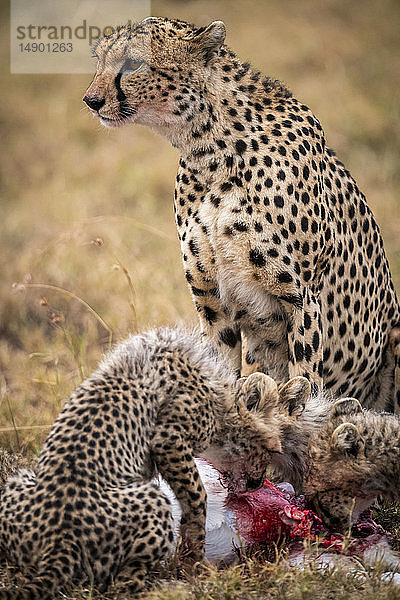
304, 398, 400, 530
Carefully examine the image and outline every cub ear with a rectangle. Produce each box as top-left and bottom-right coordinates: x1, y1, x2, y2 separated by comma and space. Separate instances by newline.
237, 372, 279, 412
185, 21, 226, 64
331, 422, 360, 456
279, 376, 311, 417
331, 398, 362, 420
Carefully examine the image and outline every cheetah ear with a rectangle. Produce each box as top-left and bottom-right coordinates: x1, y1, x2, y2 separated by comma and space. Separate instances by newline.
279, 376, 311, 417
331, 422, 360, 456
237, 372, 279, 413
185, 21, 226, 64
331, 398, 363, 420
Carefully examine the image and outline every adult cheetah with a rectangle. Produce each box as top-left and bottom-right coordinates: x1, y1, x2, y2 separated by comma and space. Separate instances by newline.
0, 328, 286, 598
83, 17, 400, 410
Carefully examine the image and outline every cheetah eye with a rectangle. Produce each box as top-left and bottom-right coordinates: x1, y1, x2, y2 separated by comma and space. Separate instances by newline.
120, 58, 143, 74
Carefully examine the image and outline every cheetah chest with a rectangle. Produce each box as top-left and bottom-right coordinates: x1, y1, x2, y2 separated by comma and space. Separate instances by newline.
177, 189, 290, 379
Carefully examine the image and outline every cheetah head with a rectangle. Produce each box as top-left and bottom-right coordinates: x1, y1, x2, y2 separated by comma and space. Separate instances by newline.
304, 398, 382, 530
83, 17, 226, 136
204, 373, 311, 495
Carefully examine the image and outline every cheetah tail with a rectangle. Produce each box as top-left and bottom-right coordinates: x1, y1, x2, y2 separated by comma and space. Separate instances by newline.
0, 542, 77, 600
390, 327, 400, 414
0, 572, 69, 600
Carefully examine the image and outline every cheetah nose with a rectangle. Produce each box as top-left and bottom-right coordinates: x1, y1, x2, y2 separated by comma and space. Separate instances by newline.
83, 95, 105, 112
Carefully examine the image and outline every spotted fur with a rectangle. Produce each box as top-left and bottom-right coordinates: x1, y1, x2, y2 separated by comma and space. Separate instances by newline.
84, 16, 400, 410
0, 450, 26, 487
304, 398, 400, 530
0, 328, 284, 598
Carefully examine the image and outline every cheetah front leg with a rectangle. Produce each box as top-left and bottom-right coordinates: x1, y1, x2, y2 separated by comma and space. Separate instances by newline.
390, 327, 400, 413
187, 287, 243, 374
199, 310, 242, 376
151, 432, 206, 562
285, 287, 323, 391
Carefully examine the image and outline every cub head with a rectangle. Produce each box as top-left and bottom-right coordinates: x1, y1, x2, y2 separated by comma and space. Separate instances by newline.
83, 17, 226, 134
205, 372, 311, 495
304, 399, 381, 530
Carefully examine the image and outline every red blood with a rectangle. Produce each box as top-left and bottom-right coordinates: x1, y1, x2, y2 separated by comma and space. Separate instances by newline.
320, 534, 345, 551
225, 478, 388, 556
225, 478, 322, 544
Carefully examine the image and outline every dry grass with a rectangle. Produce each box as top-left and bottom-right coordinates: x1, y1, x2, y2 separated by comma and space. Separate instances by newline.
2, 551, 400, 600
1, 0, 400, 596
142, 559, 400, 600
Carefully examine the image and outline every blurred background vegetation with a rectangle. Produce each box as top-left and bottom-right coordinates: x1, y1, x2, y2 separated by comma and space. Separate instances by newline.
0, 0, 399, 452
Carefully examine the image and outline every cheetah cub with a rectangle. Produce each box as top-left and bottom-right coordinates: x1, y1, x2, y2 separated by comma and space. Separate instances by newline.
0, 328, 288, 599
304, 398, 400, 530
